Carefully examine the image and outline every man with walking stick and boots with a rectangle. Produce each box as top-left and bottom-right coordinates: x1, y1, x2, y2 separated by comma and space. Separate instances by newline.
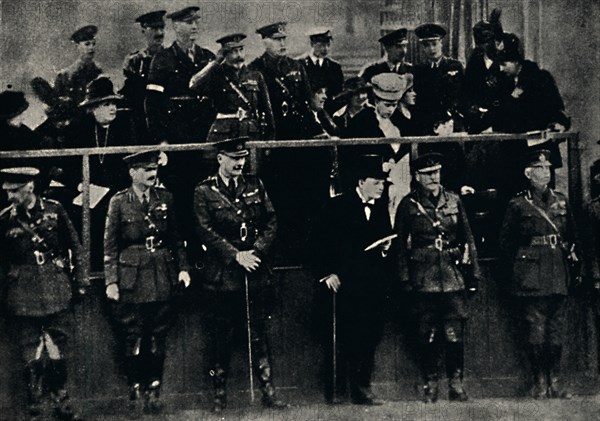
193, 137, 287, 412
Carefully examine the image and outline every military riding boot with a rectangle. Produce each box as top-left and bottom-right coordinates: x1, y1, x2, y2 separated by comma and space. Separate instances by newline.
421, 338, 441, 403
145, 380, 164, 414
528, 345, 547, 399
47, 359, 83, 421
210, 366, 227, 413
125, 355, 144, 419
257, 358, 288, 409
25, 360, 45, 418
144, 339, 166, 414
547, 345, 572, 399
422, 374, 439, 404
446, 342, 468, 402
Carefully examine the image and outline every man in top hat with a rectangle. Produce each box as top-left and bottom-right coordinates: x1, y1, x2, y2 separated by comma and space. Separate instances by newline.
494, 33, 570, 177
189, 32, 275, 145
145, 6, 216, 145
121, 10, 167, 140
412, 23, 464, 134
0, 167, 86, 420
331, 77, 369, 131
104, 150, 190, 416
248, 21, 312, 140
55, 25, 103, 106
298, 28, 344, 114
394, 152, 480, 403
499, 150, 579, 400
193, 137, 287, 412
309, 154, 393, 405
359, 28, 413, 84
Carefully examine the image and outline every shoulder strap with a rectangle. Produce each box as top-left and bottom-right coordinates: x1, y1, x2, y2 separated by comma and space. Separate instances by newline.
523, 193, 560, 234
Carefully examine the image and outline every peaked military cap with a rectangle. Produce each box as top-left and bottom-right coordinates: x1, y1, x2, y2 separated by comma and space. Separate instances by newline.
0, 90, 29, 119
370, 73, 403, 101
356, 154, 387, 181
216, 33, 246, 48
524, 150, 552, 168
135, 10, 166, 27
166, 6, 200, 22
1, 167, 40, 189
79, 76, 123, 108
411, 153, 444, 174
71, 25, 98, 43
378, 28, 408, 46
308, 28, 333, 42
415, 23, 446, 41
123, 150, 160, 168
214, 137, 250, 158
256, 22, 287, 39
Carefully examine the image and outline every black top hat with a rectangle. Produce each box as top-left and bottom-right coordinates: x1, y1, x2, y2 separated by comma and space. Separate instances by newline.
495, 33, 523, 62
256, 22, 287, 39
308, 28, 333, 43
1, 167, 40, 189
411, 153, 444, 173
524, 149, 552, 168
216, 33, 247, 49
415, 23, 447, 41
79, 76, 123, 108
356, 154, 387, 181
378, 28, 408, 46
123, 150, 160, 168
71, 25, 98, 43
214, 137, 250, 158
0, 90, 29, 119
135, 10, 166, 27
166, 6, 200, 22
333, 77, 369, 102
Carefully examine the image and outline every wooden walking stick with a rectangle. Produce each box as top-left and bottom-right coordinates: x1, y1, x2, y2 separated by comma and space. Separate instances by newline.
244, 274, 256, 403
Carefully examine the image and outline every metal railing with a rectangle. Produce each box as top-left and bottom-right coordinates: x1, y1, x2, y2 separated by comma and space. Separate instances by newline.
0, 131, 581, 283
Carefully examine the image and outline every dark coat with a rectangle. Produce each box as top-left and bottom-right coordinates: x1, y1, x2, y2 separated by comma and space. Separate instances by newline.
395, 187, 480, 293
193, 63, 276, 140
248, 53, 312, 139
359, 60, 413, 84
103, 186, 189, 303
54, 60, 103, 106
499, 188, 577, 296
299, 55, 344, 113
0, 197, 85, 316
413, 56, 464, 134
145, 42, 216, 143
193, 174, 277, 292
585, 197, 600, 284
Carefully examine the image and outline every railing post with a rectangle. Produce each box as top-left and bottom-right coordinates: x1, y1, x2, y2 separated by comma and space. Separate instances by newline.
81, 154, 91, 284
568, 132, 583, 216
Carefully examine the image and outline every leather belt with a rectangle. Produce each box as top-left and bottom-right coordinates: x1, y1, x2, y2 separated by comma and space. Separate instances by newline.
216, 108, 249, 121
530, 234, 560, 248
126, 236, 164, 252
413, 239, 457, 252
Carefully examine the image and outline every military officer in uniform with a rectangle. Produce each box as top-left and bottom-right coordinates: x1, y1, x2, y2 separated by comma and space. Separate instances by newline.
413, 23, 464, 134
0, 167, 86, 420
120, 10, 167, 139
298, 29, 344, 113
104, 150, 190, 416
394, 153, 481, 403
248, 22, 312, 140
499, 150, 578, 399
193, 137, 287, 412
360, 28, 412, 85
309, 154, 392, 405
189, 32, 275, 145
55, 25, 103, 107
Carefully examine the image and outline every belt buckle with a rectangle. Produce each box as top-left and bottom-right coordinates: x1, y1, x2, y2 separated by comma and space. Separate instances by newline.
548, 234, 558, 248
434, 237, 444, 251
236, 107, 248, 121
34, 250, 45, 265
240, 223, 248, 242
145, 236, 156, 252
281, 101, 289, 117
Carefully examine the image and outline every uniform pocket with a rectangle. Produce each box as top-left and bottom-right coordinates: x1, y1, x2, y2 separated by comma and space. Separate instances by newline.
512, 247, 541, 290
118, 250, 141, 290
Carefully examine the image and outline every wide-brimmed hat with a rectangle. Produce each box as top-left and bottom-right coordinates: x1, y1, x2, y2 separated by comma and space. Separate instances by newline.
79, 76, 123, 108
333, 77, 369, 102
0, 90, 29, 119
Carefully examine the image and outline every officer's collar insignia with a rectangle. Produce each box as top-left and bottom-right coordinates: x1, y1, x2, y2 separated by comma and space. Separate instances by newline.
278, 24, 285, 34
539, 153, 547, 162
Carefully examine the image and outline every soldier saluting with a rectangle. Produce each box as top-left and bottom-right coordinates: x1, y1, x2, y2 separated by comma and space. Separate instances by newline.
189, 32, 275, 143
0, 167, 86, 421
499, 150, 579, 399
103, 151, 190, 416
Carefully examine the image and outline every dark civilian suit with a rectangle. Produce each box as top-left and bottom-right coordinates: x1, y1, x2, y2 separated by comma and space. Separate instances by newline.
309, 189, 393, 402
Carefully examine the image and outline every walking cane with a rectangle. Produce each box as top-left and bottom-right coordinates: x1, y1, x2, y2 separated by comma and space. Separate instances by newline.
332, 290, 337, 403
244, 274, 256, 403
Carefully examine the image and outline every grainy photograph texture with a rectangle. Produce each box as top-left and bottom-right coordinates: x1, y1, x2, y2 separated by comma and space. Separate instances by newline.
0, 1, 599, 420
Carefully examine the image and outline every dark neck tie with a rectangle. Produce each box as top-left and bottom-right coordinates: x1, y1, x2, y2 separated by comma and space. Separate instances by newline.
228, 180, 236, 198
142, 193, 149, 212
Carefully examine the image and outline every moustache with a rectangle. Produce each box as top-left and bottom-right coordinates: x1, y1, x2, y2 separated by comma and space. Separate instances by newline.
233, 166, 244, 171
234, 58, 244, 63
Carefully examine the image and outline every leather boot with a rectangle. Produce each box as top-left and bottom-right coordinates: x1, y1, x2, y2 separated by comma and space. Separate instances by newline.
257, 358, 288, 409
422, 375, 439, 404
547, 345, 572, 399
210, 366, 227, 413
421, 333, 441, 404
145, 380, 164, 414
47, 360, 83, 421
528, 345, 547, 399
446, 342, 468, 401
25, 360, 45, 418
127, 383, 143, 419
144, 339, 166, 414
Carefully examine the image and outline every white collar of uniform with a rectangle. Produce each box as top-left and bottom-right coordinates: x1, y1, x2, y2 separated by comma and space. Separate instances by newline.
310, 52, 324, 66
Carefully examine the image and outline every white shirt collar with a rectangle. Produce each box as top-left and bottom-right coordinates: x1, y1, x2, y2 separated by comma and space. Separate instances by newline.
356, 187, 375, 205
310, 52, 324, 66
